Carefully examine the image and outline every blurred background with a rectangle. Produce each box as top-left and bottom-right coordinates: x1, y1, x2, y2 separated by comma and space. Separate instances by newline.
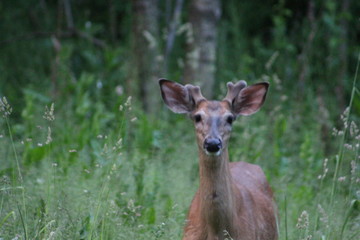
0, 0, 359, 239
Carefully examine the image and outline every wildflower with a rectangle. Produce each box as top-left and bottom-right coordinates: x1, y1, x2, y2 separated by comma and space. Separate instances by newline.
115, 85, 124, 96
338, 176, 346, 182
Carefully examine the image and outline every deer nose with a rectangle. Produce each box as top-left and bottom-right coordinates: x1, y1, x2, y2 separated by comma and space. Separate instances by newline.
204, 138, 222, 153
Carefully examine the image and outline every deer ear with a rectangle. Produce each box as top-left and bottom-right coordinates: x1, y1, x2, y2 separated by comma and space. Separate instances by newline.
159, 79, 194, 114
232, 82, 269, 116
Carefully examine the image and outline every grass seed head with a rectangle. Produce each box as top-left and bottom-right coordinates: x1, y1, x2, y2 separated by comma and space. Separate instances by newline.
318, 158, 328, 180
45, 126, 52, 145
0, 97, 12, 117
317, 204, 329, 229
340, 107, 349, 129
350, 121, 359, 136
124, 96, 132, 107
296, 210, 309, 229
43, 103, 55, 121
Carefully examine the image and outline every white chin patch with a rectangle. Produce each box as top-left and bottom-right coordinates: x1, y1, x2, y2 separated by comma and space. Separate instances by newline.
204, 149, 222, 156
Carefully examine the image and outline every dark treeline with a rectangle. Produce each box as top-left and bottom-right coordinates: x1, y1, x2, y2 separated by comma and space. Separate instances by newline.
0, 0, 359, 117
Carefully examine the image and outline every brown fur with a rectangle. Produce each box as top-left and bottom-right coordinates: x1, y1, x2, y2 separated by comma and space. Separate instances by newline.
159, 80, 277, 240
182, 154, 278, 240
183, 102, 278, 240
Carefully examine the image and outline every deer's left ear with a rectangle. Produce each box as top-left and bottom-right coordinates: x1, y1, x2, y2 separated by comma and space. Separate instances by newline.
231, 82, 269, 116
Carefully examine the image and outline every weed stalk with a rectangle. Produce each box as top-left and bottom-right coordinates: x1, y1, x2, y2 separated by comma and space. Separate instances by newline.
327, 52, 360, 239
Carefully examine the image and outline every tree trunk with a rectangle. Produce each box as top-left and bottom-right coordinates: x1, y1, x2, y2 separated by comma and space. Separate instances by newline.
132, 0, 160, 114
336, 0, 349, 109
183, 0, 221, 99
109, 0, 117, 43
297, 0, 316, 95
164, 0, 184, 75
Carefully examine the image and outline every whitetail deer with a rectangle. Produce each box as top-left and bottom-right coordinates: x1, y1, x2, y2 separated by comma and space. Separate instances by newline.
159, 79, 278, 240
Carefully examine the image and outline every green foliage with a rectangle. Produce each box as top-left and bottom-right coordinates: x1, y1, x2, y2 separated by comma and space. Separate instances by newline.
1, 0, 360, 239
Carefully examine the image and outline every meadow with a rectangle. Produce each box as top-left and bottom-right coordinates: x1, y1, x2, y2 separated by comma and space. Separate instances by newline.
0, 62, 359, 239
1, 0, 360, 239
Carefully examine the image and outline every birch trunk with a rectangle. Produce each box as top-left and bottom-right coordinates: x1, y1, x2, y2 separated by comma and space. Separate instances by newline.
184, 0, 221, 98
132, 0, 160, 114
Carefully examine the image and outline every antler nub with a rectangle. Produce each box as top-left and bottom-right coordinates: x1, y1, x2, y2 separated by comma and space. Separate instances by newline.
223, 80, 247, 104
185, 84, 206, 105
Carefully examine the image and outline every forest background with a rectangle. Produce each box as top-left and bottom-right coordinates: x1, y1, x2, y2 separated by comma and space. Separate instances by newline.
0, 0, 359, 239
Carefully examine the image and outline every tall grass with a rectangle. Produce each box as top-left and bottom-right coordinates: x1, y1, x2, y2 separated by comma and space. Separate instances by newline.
0, 62, 359, 239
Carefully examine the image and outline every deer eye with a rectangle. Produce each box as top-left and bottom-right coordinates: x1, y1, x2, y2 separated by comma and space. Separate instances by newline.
226, 115, 234, 125
194, 114, 202, 123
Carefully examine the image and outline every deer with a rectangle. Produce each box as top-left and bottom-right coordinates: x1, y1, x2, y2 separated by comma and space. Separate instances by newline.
159, 79, 278, 240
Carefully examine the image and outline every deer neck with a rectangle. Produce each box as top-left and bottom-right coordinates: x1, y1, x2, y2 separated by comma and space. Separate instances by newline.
198, 148, 239, 237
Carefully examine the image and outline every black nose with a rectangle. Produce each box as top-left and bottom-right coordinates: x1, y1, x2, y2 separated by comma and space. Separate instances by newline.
204, 138, 222, 153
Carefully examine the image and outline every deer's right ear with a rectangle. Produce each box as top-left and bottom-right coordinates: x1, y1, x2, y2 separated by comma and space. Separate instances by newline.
159, 79, 194, 114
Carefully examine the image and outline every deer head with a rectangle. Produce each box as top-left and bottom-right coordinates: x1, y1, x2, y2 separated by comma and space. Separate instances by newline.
159, 79, 269, 156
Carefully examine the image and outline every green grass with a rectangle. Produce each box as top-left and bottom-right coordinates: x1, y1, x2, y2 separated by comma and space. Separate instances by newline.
0, 70, 359, 239
1, 1, 359, 238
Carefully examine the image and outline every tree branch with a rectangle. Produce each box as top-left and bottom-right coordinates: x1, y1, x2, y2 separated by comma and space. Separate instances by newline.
0, 30, 106, 48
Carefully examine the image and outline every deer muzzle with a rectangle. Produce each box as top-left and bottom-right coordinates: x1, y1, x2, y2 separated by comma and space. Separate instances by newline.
203, 138, 222, 155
